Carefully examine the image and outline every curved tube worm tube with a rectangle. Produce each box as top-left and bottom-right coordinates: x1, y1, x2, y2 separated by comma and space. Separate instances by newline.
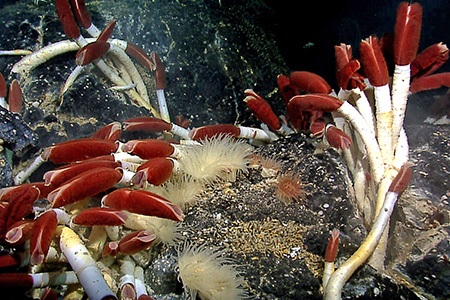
323, 164, 412, 300
60, 226, 117, 300
102, 188, 184, 221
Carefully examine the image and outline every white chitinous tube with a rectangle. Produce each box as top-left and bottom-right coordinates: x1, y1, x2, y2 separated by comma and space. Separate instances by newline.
120, 257, 137, 300
32, 271, 78, 287
391, 64, 411, 152
323, 163, 412, 300
59, 227, 117, 300
157, 89, 170, 123
373, 83, 393, 164
59, 65, 85, 100
352, 87, 376, 134
134, 266, 150, 298
107, 43, 150, 103
336, 101, 384, 184
14, 154, 46, 185
170, 123, 191, 140
237, 125, 277, 142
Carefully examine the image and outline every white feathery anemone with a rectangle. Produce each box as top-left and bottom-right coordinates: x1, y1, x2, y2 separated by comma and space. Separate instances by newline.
123, 213, 180, 245
176, 242, 246, 300
176, 135, 253, 184
147, 174, 203, 209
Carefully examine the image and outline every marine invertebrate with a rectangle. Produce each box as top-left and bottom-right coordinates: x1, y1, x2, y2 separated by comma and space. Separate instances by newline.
176, 242, 246, 300
177, 134, 253, 183
274, 171, 304, 204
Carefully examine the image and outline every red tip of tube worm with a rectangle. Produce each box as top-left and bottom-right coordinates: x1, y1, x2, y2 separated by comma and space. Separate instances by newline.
55, 0, 81, 39
310, 118, 326, 137
0, 73, 6, 98
189, 124, 240, 141
336, 59, 366, 90
122, 116, 172, 132
90, 122, 122, 141
118, 229, 157, 255
40, 287, 58, 300
360, 36, 389, 86
389, 163, 413, 194
126, 43, 156, 71
289, 71, 332, 94
121, 139, 174, 159
44, 159, 120, 188
0, 273, 33, 289
48, 167, 122, 208
102, 188, 184, 221
335, 44, 366, 90
410, 72, 450, 93
277, 74, 296, 106
42, 138, 118, 164
394, 2, 422, 66
121, 283, 137, 300
132, 157, 174, 187
102, 241, 119, 257
411, 42, 449, 79
287, 94, 343, 113
325, 124, 352, 149
325, 229, 340, 262
152, 52, 166, 90
244, 89, 281, 132
5, 219, 35, 246
30, 210, 58, 265
69, 0, 92, 29
75, 41, 110, 66
97, 19, 117, 43
73, 207, 127, 226
334, 43, 353, 71
0, 254, 21, 271
7, 79, 23, 113
5, 186, 40, 230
